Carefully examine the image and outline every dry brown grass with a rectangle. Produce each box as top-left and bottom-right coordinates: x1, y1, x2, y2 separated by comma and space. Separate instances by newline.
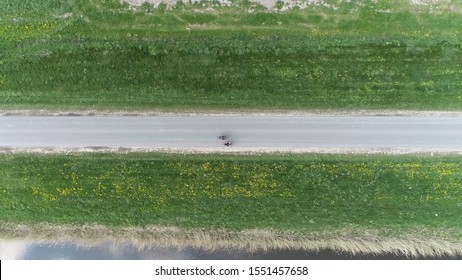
1, 223, 461, 258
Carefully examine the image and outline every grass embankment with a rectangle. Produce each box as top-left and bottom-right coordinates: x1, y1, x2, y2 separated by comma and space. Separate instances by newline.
1, 153, 461, 239
1, 0, 462, 111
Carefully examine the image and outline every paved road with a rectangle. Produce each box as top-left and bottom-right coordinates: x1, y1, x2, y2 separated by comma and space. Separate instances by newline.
0, 116, 461, 150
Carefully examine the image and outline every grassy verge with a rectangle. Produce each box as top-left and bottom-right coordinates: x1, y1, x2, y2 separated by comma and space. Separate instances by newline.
1, 152, 461, 241
1, 0, 462, 111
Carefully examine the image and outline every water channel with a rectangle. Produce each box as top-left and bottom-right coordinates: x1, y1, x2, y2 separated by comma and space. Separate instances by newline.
1, 240, 461, 260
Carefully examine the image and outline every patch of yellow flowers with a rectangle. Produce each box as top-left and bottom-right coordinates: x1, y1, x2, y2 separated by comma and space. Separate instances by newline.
29, 161, 294, 204
28, 160, 462, 204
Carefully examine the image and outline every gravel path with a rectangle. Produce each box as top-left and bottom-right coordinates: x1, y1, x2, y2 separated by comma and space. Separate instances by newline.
121, 0, 457, 11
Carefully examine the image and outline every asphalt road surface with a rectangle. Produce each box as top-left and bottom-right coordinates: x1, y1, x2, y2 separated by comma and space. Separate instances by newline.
0, 116, 461, 150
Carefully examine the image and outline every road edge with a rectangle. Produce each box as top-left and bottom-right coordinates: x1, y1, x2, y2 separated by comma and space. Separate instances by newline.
4, 109, 462, 117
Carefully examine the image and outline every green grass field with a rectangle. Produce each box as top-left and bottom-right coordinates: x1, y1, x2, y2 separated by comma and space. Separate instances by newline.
1, 152, 461, 240
1, 0, 462, 111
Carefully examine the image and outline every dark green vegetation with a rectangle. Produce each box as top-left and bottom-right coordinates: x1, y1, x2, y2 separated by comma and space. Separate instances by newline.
1, 153, 461, 237
1, 0, 462, 111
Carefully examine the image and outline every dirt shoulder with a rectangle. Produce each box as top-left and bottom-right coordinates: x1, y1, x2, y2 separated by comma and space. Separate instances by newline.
1, 146, 462, 155
4, 109, 462, 117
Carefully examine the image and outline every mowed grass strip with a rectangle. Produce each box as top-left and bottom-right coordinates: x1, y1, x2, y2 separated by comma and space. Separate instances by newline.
1, 153, 461, 239
1, 0, 462, 111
